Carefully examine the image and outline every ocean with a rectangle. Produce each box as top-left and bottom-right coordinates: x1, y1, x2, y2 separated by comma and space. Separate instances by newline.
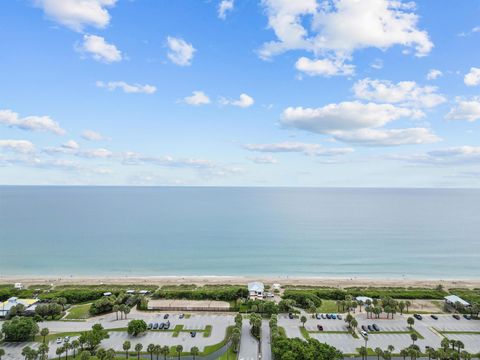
0, 186, 479, 279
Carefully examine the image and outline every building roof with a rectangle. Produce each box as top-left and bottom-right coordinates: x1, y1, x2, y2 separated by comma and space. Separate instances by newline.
248, 282, 264, 293
1, 298, 38, 315
444, 295, 470, 306
356, 296, 373, 303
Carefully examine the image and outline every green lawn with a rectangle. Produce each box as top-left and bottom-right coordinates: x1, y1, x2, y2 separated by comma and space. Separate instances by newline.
216, 346, 236, 360
64, 303, 92, 319
317, 300, 339, 313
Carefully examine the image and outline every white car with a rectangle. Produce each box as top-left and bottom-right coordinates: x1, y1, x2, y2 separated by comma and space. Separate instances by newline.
361, 330, 368, 338
56, 337, 62, 344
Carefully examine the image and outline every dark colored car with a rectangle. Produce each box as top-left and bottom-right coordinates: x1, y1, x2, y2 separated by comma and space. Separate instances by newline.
331, 314, 337, 319
164, 314, 169, 319
367, 325, 373, 332
148, 323, 153, 330
288, 313, 294, 319
159, 323, 165, 329
361, 325, 368, 332
321, 314, 327, 319
153, 323, 159, 330
317, 325, 323, 331
463, 314, 471, 320
453, 314, 461, 320
372, 324, 380, 331
164, 321, 170, 330
316, 314, 321, 319
326, 314, 332, 319
337, 314, 342, 320
179, 314, 185, 319
431, 315, 438, 320
190, 331, 196, 337
414, 314, 423, 320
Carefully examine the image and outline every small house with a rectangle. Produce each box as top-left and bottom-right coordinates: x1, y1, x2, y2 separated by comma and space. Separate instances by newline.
248, 282, 264, 300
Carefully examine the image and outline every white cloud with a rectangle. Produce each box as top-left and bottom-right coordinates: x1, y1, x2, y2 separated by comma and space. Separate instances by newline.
96, 81, 156, 94
395, 146, 480, 166
218, 0, 234, 19
182, 91, 211, 106
0, 140, 36, 154
353, 78, 446, 108
260, 0, 433, 62
426, 69, 443, 80
332, 128, 440, 146
220, 93, 255, 108
244, 141, 353, 156
370, 58, 383, 70
0, 109, 66, 135
281, 101, 424, 134
464, 67, 480, 86
34, 0, 117, 32
166, 37, 196, 66
295, 56, 354, 77
445, 98, 480, 122
247, 155, 278, 164
79, 148, 113, 158
82, 129, 108, 141
62, 140, 80, 150
78, 34, 122, 63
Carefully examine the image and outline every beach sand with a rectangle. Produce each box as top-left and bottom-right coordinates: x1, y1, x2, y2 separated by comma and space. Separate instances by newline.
1, 275, 479, 289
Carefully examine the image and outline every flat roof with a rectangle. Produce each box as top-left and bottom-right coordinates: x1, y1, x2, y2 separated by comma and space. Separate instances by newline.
444, 295, 470, 306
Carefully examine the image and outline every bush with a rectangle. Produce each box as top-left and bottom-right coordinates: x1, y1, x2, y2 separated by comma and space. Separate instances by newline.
127, 320, 148, 336
153, 286, 248, 301
1, 316, 39, 342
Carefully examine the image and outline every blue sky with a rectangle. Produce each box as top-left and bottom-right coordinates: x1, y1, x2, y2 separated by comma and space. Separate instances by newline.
1, 0, 480, 187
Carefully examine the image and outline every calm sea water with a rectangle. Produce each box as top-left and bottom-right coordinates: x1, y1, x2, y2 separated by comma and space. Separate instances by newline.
0, 186, 479, 279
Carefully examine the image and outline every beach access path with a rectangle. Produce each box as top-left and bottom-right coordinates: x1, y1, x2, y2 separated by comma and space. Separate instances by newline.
239, 321, 259, 360
261, 319, 272, 360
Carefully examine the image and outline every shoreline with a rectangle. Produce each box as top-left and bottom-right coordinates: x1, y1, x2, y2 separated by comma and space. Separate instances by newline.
1, 275, 480, 289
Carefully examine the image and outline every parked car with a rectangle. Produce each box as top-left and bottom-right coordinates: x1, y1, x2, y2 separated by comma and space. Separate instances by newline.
64, 336, 70, 343
164, 321, 170, 330
367, 325, 373, 332
337, 314, 342, 320
164, 314, 169, 319
431, 315, 438, 320
288, 313, 294, 319
326, 314, 331, 319
361, 330, 368, 338
56, 337, 62, 344
453, 314, 461, 320
159, 323, 165, 329
463, 314, 471, 320
148, 323, 153, 330
414, 314, 423, 320
179, 314, 185, 319
321, 314, 327, 319
190, 331, 196, 337
317, 324, 324, 331
372, 324, 380, 331
331, 314, 337, 319
361, 325, 368, 332
153, 323, 159, 330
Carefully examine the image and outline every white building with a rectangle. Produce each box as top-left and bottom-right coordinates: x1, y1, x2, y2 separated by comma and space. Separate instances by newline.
248, 282, 265, 300
355, 296, 373, 304
0, 297, 38, 318
272, 283, 281, 291
444, 295, 470, 308
14, 283, 23, 290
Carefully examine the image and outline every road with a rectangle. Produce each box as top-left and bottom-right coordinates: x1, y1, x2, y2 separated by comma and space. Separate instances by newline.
238, 321, 259, 360
261, 320, 272, 360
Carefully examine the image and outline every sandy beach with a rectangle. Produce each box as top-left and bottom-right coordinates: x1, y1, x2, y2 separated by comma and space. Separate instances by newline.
1, 275, 479, 289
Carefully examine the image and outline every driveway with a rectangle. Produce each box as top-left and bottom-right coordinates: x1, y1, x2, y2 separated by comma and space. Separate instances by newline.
261, 320, 271, 360
238, 321, 259, 360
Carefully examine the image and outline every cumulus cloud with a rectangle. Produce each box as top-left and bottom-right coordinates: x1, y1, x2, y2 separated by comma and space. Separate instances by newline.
0, 109, 66, 135
427, 69, 443, 80
0, 140, 36, 154
167, 37, 196, 66
96, 81, 156, 94
78, 34, 122, 63
281, 101, 424, 134
62, 140, 80, 150
259, 0, 433, 74
295, 56, 354, 77
332, 128, 440, 146
244, 141, 353, 156
218, 0, 234, 19
34, 0, 117, 32
182, 91, 211, 106
464, 67, 480, 86
81, 130, 109, 141
220, 93, 255, 108
352, 78, 446, 108
247, 155, 278, 164
445, 98, 480, 122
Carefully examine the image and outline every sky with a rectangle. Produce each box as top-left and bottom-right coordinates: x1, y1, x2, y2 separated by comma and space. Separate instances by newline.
0, 0, 480, 187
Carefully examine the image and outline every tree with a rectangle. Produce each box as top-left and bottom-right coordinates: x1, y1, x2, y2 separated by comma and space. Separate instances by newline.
78, 324, 109, 352
1, 317, 39, 342
300, 315, 307, 327
64, 342, 71, 360
410, 333, 418, 345
124, 306, 131, 319
79, 351, 91, 360
106, 349, 116, 360
22, 346, 32, 360
375, 347, 383, 359
135, 343, 143, 360
407, 317, 415, 329
398, 301, 405, 315
0, 348, 5, 360
231, 328, 241, 352
123, 341, 131, 359
153, 345, 161, 360
147, 344, 155, 360
38, 343, 49, 358
71, 340, 79, 358
405, 301, 411, 313
191, 346, 199, 360
161, 345, 170, 360
359, 346, 368, 360
40, 328, 49, 344
128, 320, 148, 336
249, 313, 262, 338
175, 345, 183, 360
97, 348, 107, 360
56, 347, 64, 360
113, 305, 120, 321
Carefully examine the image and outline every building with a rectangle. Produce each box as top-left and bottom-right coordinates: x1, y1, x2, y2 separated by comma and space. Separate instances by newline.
248, 282, 264, 300
355, 296, 373, 304
444, 295, 470, 308
14, 283, 23, 290
0, 297, 38, 318
272, 283, 281, 291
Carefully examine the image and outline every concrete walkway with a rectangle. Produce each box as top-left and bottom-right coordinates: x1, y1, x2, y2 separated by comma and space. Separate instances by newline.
260, 320, 272, 360
238, 321, 259, 360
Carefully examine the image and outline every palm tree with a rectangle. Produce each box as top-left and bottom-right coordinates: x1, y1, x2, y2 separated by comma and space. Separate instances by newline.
153, 345, 161, 360
410, 333, 418, 345
375, 347, 383, 359
135, 343, 143, 360
441, 337, 450, 351
147, 344, 155, 360
461, 350, 472, 359
359, 346, 368, 360
161, 345, 170, 360
71, 340, 79, 358
124, 306, 131, 319
64, 342, 71, 360
300, 315, 307, 327
405, 301, 411, 313
231, 329, 241, 352
407, 317, 415, 329
38, 344, 49, 358
113, 305, 120, 320
22, 346, 32, 360
97, 348, 107, 360
123, 341, 131, 359
426, 347, 435, 360
387, 345, 394, 353
399, 349, 408, 360
0, 348, 5, 360
106, 349, 116, 360
191, 346, 199, 360
175, 345, 183, 360
56, 347, 64, 360
350, 318, 358, 334
40, 328, 49, 344
456, 340, 465, 353
398, 301, 405, 314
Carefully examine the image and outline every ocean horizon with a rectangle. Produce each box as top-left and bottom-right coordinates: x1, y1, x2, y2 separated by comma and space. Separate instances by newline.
1, 186, 479, 279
